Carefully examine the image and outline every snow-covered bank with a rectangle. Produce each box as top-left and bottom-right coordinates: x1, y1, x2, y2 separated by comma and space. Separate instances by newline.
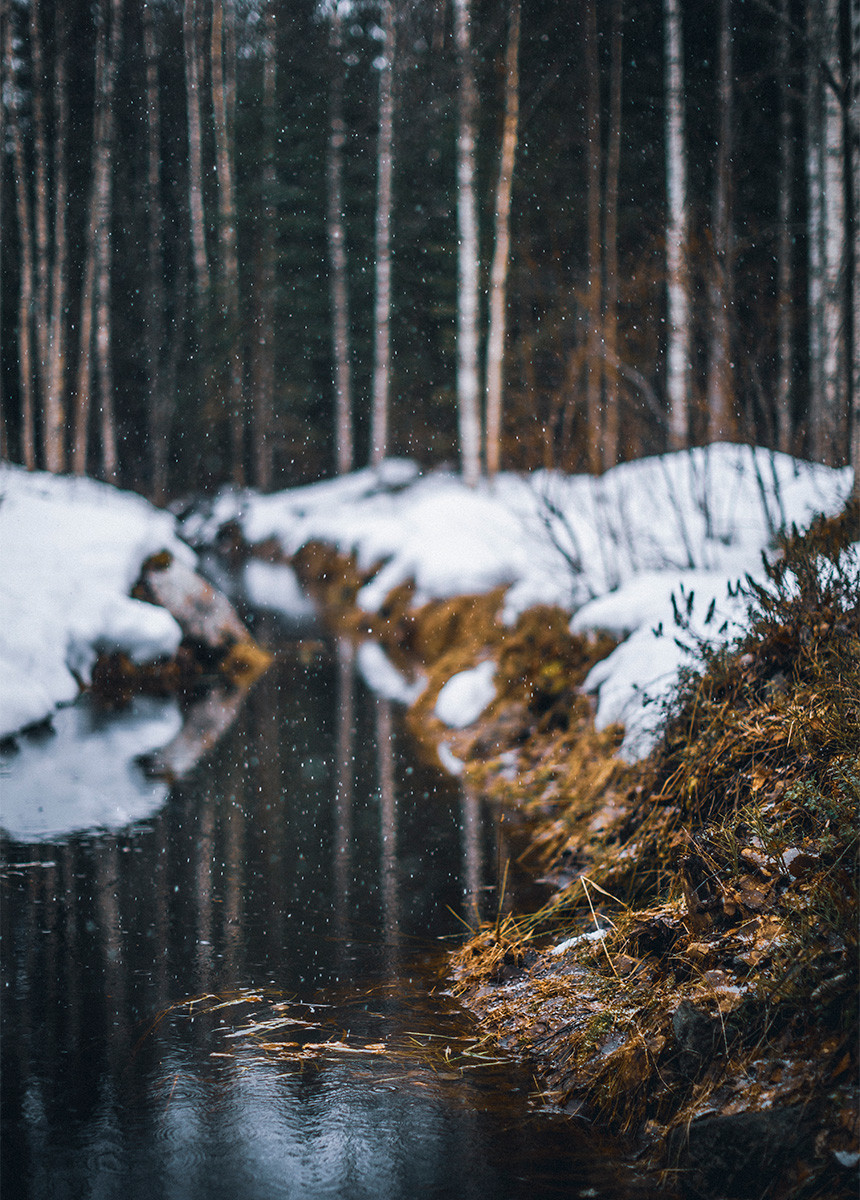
201, 445, 852, 760
0, 466, 194, 738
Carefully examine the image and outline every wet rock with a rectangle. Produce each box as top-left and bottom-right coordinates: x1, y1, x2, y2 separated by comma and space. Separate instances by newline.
668, 1105, 813, 1199
671, 1001, 722, 1079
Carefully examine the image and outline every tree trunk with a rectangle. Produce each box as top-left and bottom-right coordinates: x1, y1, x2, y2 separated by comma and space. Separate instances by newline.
143, 0, 169, 501
664, 0, 690, 452
73, 1, 108, 476
775, 0, 794, 455
602, 0, 623, 470
253, 0, 277, 490
29, 0, 53, 467
0, 0, 5, 459
851, 0, 859, 495
370, 0, 395, 467
819, 0, 847, 465
485, 0, 520, 479
47, 3, 69, 473
706, 0, 734, 443
211, 0, 244, 484
7, 8, 36, 469
453, 0, 482, 486
94, 0, 123, 483
184, 0, 209, 301
328, 0, 353, 475
584, 0, 603, 474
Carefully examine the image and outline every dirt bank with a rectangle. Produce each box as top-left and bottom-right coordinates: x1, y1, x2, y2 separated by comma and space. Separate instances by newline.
257, 510, 859, 1200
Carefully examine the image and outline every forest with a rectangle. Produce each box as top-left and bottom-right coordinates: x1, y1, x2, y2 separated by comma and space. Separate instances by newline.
1, 0, 858, 499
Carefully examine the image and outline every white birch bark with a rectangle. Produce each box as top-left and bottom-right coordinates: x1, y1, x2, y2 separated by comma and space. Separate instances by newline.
253, 0, 277, 491
7, 9, 36, 469
820, 0, 847, 465
706, 0, 734, 443
370, 0, 395, 467
184, 0, 209, 300
851, 0, 860, 494
453, 0, 482, 486
94, 0, 123, 482
806, 0, 825, 457
776, 0, 793, 455
485, 0, 520, 479
328, 2, 353, 475
212, 0, 243, 483
602, 0, 623, 471
143, 0, 168, 500
46, 3, 69, 473
29, 0, 53, 464
664, 0, 690, 452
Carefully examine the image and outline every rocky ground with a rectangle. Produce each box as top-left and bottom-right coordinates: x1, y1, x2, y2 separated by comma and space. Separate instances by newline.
236, 506, 859, 1200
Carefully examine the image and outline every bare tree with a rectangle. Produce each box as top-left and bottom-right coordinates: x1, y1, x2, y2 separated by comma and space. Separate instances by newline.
94, 0, 123, 482
143, 0, 169, 500
602, 0, 623, 470
851, 0, 859, 494
211, 0, 243, 483
7, 6, 36, 469
706, 0, 735, 443
184, 0, 209, 301
328, 0, 353, 475
370, 0, 395, 466
775, 0, 794, 455
47, 3, 69, 473
29, 0, 53, 466
584, 0, 603, 473
253, 0, 278, 490
806, 0, 847, 466
454, 0, 482, 486
664, 0, 690, 451
485, 0, 520, 479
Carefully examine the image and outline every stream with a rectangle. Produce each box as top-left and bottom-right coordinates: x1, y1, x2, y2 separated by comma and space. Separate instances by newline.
1, 606, 655, 1200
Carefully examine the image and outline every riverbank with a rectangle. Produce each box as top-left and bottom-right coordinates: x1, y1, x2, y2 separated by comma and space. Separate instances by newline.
208, 454, 857, 1200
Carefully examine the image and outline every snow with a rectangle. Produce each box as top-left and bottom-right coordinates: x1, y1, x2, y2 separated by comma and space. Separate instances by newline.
355, 641, 426, 705
242, 560, 317, 622
0, 465, 195, 738
0, 696, 181, 841
221, 445, 850, 759
434, 660, 497, 728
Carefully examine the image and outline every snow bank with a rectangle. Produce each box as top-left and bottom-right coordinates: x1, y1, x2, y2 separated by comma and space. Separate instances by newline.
202, 445, 851, 759
0, 465, 195, 738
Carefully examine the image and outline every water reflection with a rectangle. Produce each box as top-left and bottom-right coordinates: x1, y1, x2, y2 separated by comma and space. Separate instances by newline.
1, 637, 652, 1200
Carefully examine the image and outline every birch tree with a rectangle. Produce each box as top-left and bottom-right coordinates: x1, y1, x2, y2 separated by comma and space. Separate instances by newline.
370, 0, 395, 466
806, 0, 847, 467
7, 7, 36, 469
584, 0, 603, 473
706, 0, 735, 443
851, 0, 859, 494
485, 0, 520, 479
775, 0, 794, 455
664, 0, 690, 452
602, 0, 623, 470
143, 0, 169, 500
184, 0, 209, 302
211, 0, 243, 482
328, 0, 353, 475
253, 0, 278, 490
94, 0, 123, 482
453, 0, 482, 486
29, 0, 53, 465
47, 2, 69, 473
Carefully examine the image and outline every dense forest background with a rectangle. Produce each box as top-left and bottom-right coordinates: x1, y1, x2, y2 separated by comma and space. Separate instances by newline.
1, 0, 858, 500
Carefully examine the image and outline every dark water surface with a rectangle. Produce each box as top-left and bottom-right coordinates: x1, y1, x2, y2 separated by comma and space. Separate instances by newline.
2, 624, 652, 1200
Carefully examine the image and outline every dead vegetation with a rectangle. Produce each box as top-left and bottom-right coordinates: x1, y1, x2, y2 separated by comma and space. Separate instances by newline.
250, 503, 858, 1198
